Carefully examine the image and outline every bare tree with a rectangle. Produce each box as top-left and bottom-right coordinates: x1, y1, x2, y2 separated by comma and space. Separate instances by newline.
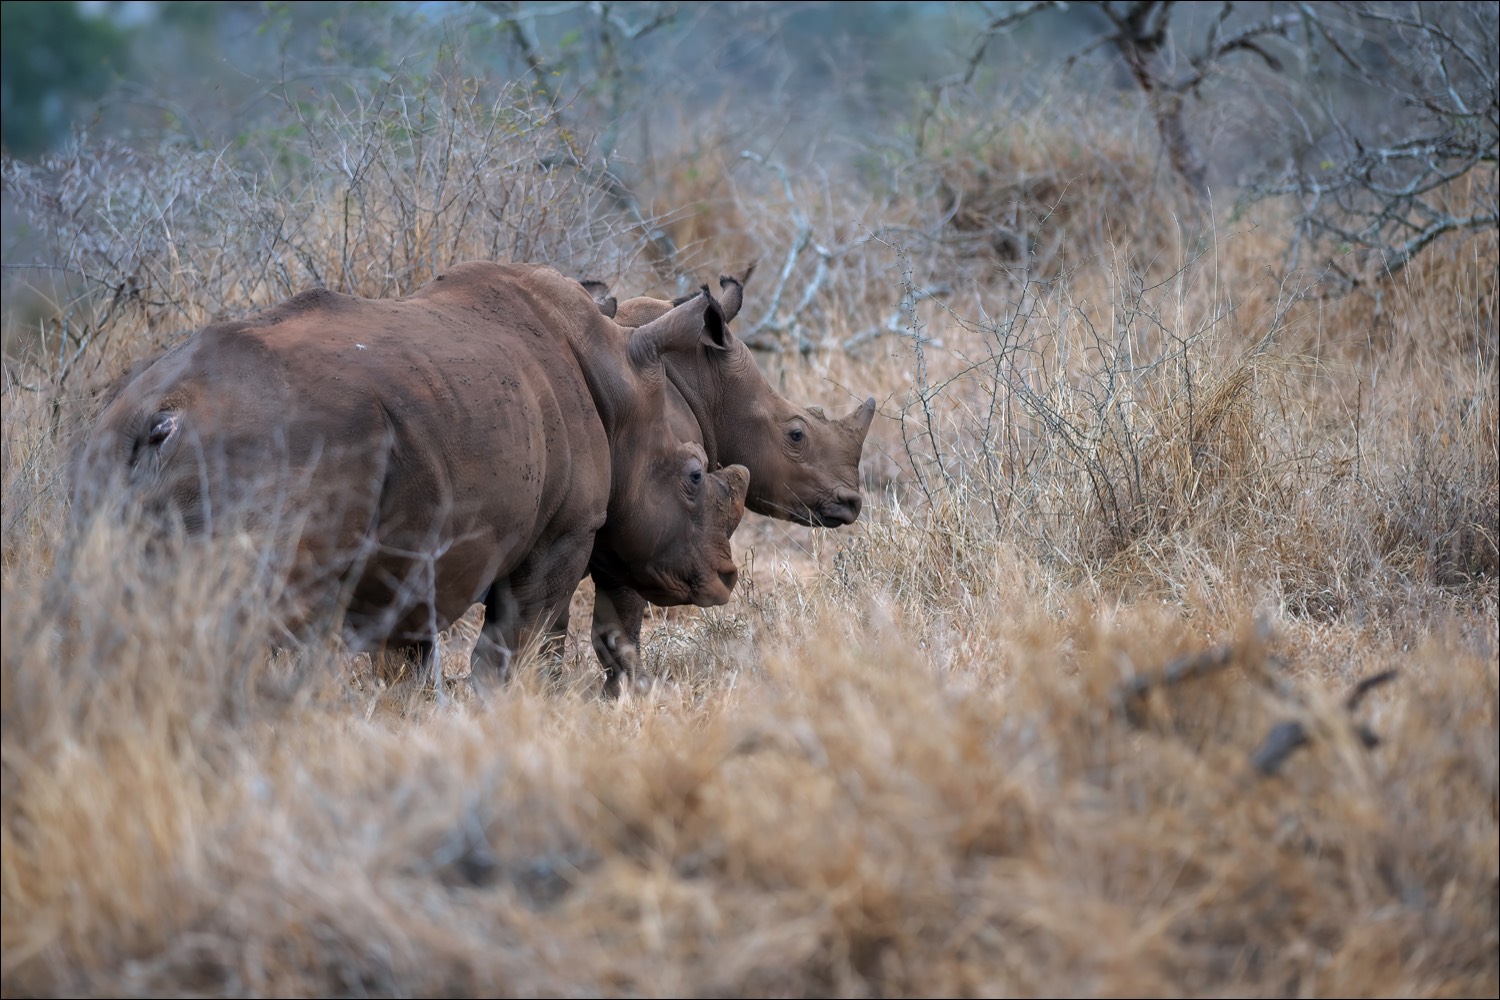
958, 1, 1497, 289
480, 1, 686, 269
953, 1, 1301, 198
1263, 2, 1498, 289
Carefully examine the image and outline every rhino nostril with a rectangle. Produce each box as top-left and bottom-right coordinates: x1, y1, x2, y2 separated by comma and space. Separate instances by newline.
823, 490, 862, 525
719, 565, 739, 592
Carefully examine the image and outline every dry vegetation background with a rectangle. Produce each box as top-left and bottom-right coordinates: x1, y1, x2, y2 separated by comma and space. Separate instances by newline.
2, 2, 1497, 996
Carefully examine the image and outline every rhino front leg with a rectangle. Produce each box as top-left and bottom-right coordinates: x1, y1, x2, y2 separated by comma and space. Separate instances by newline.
592, 583, 649, 697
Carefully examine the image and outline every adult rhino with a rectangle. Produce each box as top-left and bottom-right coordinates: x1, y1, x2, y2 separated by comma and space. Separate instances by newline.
73, 262, 749, 691
581, 272, 876, 678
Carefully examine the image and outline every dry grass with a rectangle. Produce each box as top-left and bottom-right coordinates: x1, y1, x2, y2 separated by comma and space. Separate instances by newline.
2, 85, 1496, 998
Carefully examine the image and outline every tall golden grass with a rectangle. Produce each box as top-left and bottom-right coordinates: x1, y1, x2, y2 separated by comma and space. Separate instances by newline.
2, 88, 1496, 997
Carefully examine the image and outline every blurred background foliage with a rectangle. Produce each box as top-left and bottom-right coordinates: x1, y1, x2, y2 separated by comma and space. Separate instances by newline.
3, 1, 1491, 217
2, 1, 1494, 328
0, 1, 1359, 169
0, 0, 132, 158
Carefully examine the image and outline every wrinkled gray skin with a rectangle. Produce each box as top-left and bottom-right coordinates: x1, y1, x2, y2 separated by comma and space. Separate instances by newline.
582, 273, 876, 681
74, 262, 749, 693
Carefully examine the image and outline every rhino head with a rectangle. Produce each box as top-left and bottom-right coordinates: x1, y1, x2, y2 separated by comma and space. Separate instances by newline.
610, 273, 877, 528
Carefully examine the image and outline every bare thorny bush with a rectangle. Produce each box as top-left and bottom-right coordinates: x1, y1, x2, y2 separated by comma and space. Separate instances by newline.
878, 225, 1280, 563
913, 89, 1198, 284
946, 2, 1498, 297
854, 208, 1494, 629
1, 69, 649, 407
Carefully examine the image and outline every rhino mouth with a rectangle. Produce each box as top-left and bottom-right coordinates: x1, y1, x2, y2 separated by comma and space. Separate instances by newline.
635, 560, 739, 609
707, 561, 739, 603
771, 492, 863, 528
691, 559, 739, 607
810, 507, 858, 528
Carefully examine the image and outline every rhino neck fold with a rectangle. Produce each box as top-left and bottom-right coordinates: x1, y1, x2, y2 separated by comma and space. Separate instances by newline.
560, 324, 634, 442
662, 358, 722, 470
672, 342, 772, 473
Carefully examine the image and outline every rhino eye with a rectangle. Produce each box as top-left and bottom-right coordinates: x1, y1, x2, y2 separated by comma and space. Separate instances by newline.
787, 426, 805, 444
147, 412, 177, 446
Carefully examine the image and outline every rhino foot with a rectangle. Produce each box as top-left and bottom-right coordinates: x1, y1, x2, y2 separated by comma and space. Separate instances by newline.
595, 625, 646, 698
470, 632, 514, 682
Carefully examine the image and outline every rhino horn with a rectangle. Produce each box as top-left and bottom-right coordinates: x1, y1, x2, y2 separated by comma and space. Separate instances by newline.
846, 397, 877, 443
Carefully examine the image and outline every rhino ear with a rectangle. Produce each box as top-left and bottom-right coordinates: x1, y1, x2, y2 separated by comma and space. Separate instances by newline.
716, 274, 744, 324
700, 290, 729, 351
627, 289, 723, 371
671, 284, 709, 307
668, 282, 731, 349
579, 278, 618, 319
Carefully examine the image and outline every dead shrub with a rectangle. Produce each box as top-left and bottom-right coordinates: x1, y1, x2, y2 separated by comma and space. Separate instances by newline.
921, 97, 1198, 279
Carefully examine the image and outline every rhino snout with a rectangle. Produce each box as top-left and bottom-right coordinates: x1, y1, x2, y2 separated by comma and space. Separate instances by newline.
688, 554, 741, 608
698, 466, 747, 605
818, 488, 863, 527
716, 560, 740, 600
710, 464, 749, 540
720, 462, 749, 492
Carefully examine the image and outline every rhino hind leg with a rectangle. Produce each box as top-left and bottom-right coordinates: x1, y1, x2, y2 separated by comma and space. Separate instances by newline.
475, 581, 519, 681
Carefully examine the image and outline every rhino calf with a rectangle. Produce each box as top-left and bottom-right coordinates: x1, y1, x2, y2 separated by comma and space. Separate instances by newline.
74, 262, 748, 691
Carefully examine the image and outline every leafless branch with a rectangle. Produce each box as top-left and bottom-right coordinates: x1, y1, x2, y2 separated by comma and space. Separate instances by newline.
736, 151, 847, 354
973, 1, 1301, 199
1252, 669, 1398, 776
481, 0, 682, 268
962, 0, 1067, 87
